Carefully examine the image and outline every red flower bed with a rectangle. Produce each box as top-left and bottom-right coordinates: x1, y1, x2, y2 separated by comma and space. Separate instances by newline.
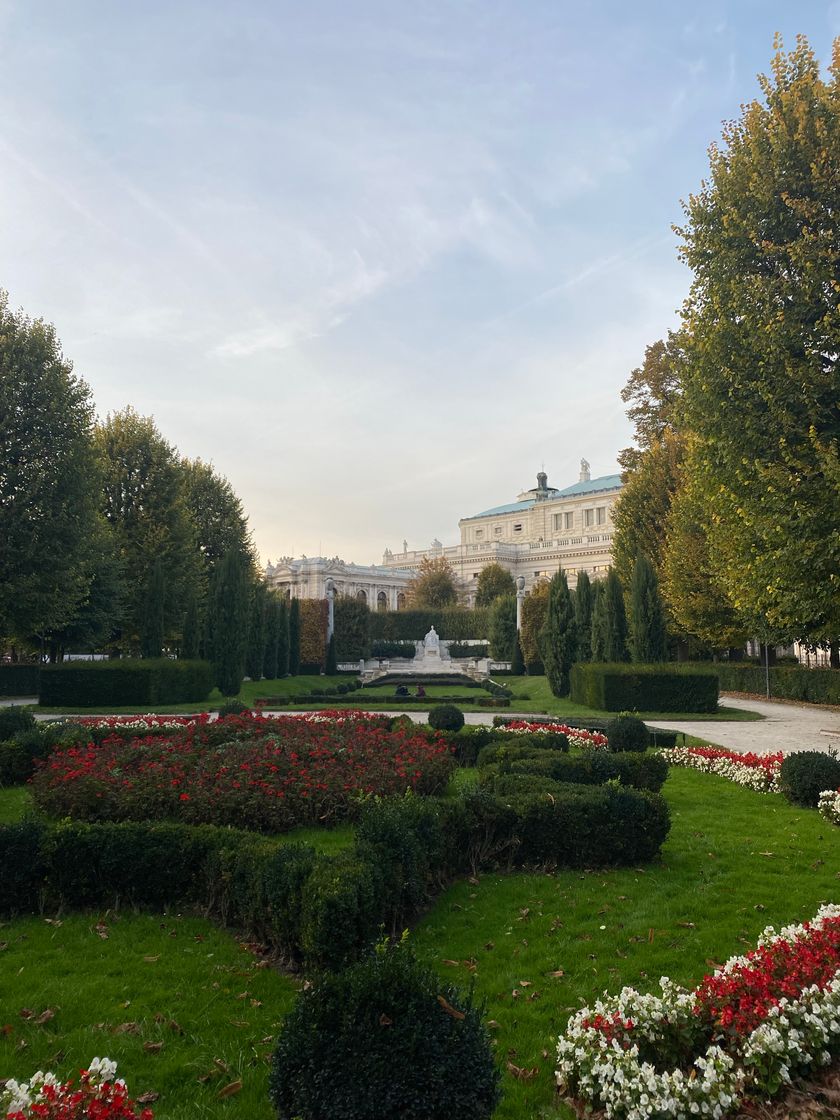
695, 915, 840, 1035
30, 713, 453, 833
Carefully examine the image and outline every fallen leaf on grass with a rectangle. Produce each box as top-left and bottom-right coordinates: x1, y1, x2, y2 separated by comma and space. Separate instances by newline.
34, 1010, 55, 1026
217, 1081, 242, 1099
113, 1022, 140, 1035
441, 959, 460, 967
44, 919, 62, 927
677, 922, 696, 929
136, 1092, 159, 1105
518, 980, 532, 988
19, 1009, 34, 1020
547, 970, 565, 979
0, 942, 8, 951
143, 1042, 163, 1054
379, 1014, 392, 1026
93, 923, 109, 940
506, 1062, 538, 1081
143, 955, 160, 963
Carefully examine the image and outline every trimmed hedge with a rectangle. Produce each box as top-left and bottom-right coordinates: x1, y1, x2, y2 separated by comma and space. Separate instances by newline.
0, 782, 670, 970
703, 663, 840, 705
0, 665, 40, 696
371, 640, 418, 659
779, 752, 840, 808
38, 659, 214, 707
570, 663, 718, 713
477, 746, 668, 792
448, 642, 489, 659
370, 609, 490, 642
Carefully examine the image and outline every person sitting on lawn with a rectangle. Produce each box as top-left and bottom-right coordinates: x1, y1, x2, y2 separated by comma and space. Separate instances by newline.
416, 685, 426, 698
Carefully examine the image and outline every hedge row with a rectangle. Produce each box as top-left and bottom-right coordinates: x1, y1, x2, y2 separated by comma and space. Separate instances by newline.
0, 665, 40, 696
704, 663, 840, 705
570, 663, 719, 713
0, 784, 670, 971
39, 659, 214, 707
476, 745, 669, 793
369, 609, 491, 642
490, 714, 679, 749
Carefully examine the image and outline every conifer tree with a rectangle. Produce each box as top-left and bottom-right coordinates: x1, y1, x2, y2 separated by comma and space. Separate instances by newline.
488, 594, 517, 660
325, 633, 338, 675
277, 598, 290, 677
590, 580, 607, 661
574, 571, 593, 662
246, 582, 268, 681
601, 569, 629, 662
181, 591, 201, 660
511, 631, 525, 675
140, 561, 165, 659
630, 554, 668, 662
288, 598, 301, 676
541, 571, 577, 696
210, 547, 250, 695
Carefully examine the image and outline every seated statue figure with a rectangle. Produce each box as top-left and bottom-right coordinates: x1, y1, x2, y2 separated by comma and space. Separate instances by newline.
423, 626, 440, 652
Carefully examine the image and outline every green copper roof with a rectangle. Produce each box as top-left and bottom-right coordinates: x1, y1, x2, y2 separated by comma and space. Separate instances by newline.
466, 474, 622, 520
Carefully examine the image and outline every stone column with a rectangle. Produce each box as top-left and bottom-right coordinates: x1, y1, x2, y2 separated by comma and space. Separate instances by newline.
325, 578, 335, 641
516, 576, 526, 631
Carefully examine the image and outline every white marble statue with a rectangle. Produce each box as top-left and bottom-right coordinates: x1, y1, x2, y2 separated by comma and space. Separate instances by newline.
424, 626, 440, 652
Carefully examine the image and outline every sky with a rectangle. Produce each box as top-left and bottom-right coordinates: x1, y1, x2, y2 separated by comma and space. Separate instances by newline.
1, 2, 838, 567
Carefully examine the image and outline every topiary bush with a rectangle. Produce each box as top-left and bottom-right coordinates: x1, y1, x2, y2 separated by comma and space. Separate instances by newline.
269, 941, 500, 1120
606, 714, 648, 752
218, 698, 250, 716
0, 705, 36, 742
779, 751, 840, 808
428, 704, 465, 733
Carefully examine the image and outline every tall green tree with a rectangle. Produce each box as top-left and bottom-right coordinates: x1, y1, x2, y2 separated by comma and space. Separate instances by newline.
630, 554, 667, 663
141, 560, 166, 659
595, 570, 629, 662
263, 593, 288, 680
475, 563, 516, 607
288, 598, 301, 676
333, 597, 370, 661
0, 293, 103, 639
590, 580, 607, 661
246, 581, 268, 681
511, 631, 525, 675
617, 333, 685, 474
276, 598, 290, 677
97, 408, 200, 651
677, 36, 840, 642
181, 590, 202, 660
541, 571, 577, 696
209, 547, 250, 696
573, 571, 594, 662
181, 457, 255, 576
519, 580, 550, 673
488, 594, 517, 660
612, 432, 683, 593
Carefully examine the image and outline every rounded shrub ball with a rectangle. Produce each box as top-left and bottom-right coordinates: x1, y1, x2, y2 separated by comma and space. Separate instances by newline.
428, 704, 465, 733
779, 751, 840, 808
605, 714, 648, 752
217, 698, 250, 717
0, 705, 36, 742
269, 943, 500, 1120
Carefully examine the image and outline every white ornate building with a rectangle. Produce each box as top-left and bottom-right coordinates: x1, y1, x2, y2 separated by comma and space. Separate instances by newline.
265, 461, 622, 606
380, 461, 622, 604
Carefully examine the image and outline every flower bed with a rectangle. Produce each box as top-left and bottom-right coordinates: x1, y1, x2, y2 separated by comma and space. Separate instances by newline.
818, 789, 840, 827
30, 712, 453, 833
556, 904, 840, 1119
662, 744, 782, 792
497, 719, 609, 751
1, 1057, 152, 1119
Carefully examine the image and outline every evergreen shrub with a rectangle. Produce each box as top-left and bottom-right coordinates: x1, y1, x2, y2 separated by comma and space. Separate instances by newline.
0, 666, 40, 697
38, 660, 213, 707
702, 663, 840, 706
269, 942, 500, 1120
570, 663, 718, 712
606, 714, 649, 752
428, 704, 465, 732
0, 705, 36, 740
218, 698, 249, 716
779, 752, 840, 808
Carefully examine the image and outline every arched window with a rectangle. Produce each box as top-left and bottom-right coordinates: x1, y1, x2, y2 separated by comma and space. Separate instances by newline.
356, 589, 367, 603
377, 591, 387, 611
397, 592, 406, 610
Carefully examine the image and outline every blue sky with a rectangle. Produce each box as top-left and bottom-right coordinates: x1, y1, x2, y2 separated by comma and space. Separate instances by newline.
1, 2, 838, 565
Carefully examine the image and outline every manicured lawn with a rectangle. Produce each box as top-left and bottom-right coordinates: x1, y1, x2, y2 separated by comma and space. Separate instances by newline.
0, 785, 32, 822
0, 913, 296, 1119
411, 766, 840, 1119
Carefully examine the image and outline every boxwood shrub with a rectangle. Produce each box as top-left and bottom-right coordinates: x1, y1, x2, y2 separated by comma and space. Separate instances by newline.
0, 665, 40, 697
39, 659, 214, 707
570, 663, 718, 713
478, 746, 668, 793
779, 751, 840, 808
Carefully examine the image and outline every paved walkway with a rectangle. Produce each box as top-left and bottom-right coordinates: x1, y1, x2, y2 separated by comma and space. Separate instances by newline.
5, 693, 839, 756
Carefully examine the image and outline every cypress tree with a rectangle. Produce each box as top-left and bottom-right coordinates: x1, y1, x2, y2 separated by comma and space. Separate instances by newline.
277, 598, 290, 676
574, 571, 593, 662
488, 594, 517, 660
630, 553, 668, 662
541, 571, 578, 697
511, 630, 525, 675
140, 560, 165, 658
262, 595, 280, 680
181, 591, 201, 660
246, 582, 268, 680
591, 579, 607, 661
288, 598, 301, 676
602, 569, 629, 662
210, 547, 249, 696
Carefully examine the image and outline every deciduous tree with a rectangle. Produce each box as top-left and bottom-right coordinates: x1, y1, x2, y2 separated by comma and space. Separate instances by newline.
407, 556, 459, 609
475, 563, 516, 607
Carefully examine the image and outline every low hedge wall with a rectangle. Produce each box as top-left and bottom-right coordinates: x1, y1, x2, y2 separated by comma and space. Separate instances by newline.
704, 663, 840, 705
0, 665, 40, 696
0, 782, 670, 970
570, 663, 719, 713
477, 746, 669, 792
369, 609, 491, 643
38, 659, 214, 707
489, 715, 679, 749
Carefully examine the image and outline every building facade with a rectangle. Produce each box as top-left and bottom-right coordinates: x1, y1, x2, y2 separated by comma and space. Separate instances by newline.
380, 461, 622, 604
266, 461, 623, 606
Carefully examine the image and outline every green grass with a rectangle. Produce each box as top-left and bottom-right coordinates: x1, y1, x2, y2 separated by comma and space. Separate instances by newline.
0, 785, 32, 822
411, 767, 840, 1119
0, 912, 296, 1119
